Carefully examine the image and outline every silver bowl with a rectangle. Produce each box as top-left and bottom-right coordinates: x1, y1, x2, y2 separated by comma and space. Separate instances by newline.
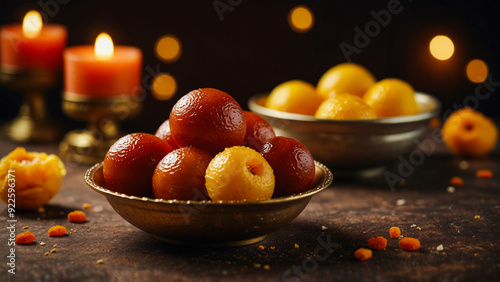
85, 161, 332, 247
248, 92, 441, 178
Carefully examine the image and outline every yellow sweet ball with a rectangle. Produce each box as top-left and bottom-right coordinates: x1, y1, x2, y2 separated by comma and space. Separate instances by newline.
363, 78, 419, 117
315, 93, 377, 120
205, 146, 274, 201
265, 80, 324, 116
316, 63, 376, 99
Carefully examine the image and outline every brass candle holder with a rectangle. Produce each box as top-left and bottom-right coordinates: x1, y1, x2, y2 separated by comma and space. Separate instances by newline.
59, 92, 141, 165
0, 67, 62, 143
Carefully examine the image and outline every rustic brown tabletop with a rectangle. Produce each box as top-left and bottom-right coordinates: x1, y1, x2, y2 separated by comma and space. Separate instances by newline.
1, 133, 499, 282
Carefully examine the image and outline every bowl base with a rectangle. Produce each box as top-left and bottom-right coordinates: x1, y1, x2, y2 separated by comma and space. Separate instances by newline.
153, 235, 267, 247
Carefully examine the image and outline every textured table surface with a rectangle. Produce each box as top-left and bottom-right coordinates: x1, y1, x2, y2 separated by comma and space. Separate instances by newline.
0, 135, 499, 282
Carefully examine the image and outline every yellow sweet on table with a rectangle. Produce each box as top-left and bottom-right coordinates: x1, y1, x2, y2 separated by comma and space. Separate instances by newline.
0, 147, 66, 209
442, 107, 498, 157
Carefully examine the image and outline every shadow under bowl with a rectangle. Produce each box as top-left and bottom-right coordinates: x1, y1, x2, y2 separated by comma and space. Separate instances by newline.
85, 161, 332, 247
248, 92, 441, 178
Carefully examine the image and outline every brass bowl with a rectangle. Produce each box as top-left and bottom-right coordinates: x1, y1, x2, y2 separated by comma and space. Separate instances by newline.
248, 92, 441, 178
85, 161, 332, 247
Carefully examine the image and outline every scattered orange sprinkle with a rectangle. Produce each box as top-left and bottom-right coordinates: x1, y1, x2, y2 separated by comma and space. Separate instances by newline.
294, 243, 299, 249
269, 246, 276, 250
44, 252, 49, 256
389, 227, 401, 239
476, 169, 493, 179
474, 215, 481, 219
368, 236, 387, 250
399, 237, 420, 251
50, 248, 57, 253
15, 231, 35, 244
253, 263, 261, 268
68, 210, 86, 223
429, 117, 441, 129
22, 226, 29, 229
48, 225, 67, 237
258, 245, 265, 250
449, 176, 464, 187
263, 265, 270, 270
354, 248, 372, 261
83, 203, 91, 210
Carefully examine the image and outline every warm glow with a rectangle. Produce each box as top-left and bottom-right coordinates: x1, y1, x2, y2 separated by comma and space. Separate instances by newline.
22, 10, 43, 38
95, 32, 114, 60
152, 73, 177, 100
466, 59, 488, 83
155, 35, 182, 62
288, 6, 314, 33
429, 35, 454, 60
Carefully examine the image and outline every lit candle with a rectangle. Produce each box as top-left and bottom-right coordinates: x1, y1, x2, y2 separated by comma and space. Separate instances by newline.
63, 33, 142, 97
0, 10, 67, 72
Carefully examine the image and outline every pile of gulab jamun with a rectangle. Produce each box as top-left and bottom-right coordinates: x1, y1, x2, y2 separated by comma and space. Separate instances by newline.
103, 88, 316, 201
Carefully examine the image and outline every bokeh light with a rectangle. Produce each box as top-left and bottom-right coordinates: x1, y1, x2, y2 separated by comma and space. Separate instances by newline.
429, 35, 454, 60
288, 6, 314, 33
151, 73, 177, 100
466, 59, 488, 83
155, 35, 182, 63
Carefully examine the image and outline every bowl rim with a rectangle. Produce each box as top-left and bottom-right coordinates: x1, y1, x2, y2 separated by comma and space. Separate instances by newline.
85, 160, 333, 206
248, 92, 441, 124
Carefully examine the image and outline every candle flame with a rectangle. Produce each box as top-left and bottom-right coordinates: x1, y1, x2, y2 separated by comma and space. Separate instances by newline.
95, 33, 114, 60
22, 10, 43, 38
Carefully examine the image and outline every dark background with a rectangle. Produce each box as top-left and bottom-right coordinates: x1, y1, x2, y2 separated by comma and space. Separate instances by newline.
1, 0, 499, 135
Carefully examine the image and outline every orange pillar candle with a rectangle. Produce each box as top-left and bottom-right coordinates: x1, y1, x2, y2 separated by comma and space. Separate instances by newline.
64, 33, 142, 97
0, 10, 67, 72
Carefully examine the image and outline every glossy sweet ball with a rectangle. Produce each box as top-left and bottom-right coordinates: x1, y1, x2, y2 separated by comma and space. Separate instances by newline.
169, 88, 246, 155
152, 147, 212, 201
103, 133, 173, 197
241, 111, 276, 152
260, 136, 315, 197
155, 119, 180, 149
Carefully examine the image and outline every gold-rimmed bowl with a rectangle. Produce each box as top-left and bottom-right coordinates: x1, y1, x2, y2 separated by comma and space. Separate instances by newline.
248, 92, 441, 178
85, 161, 332, 247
